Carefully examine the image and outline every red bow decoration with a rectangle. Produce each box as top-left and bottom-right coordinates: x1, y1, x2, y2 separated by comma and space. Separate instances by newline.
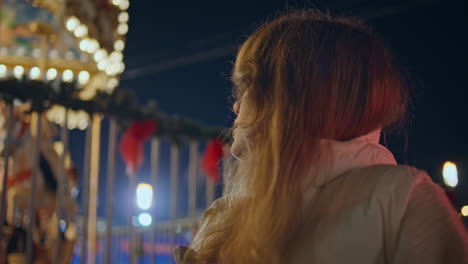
201, 138, 225, 183
119, 120, 157, 176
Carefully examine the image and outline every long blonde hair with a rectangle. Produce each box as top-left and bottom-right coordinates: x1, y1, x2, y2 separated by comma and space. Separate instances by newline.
191, 10, 408, 264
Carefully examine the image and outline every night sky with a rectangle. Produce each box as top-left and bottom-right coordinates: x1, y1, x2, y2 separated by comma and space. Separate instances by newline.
70, 0, 468, 225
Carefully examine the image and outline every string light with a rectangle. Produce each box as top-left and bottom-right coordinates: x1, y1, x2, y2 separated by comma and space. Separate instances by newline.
62, 69, 74, 83
87, 39, 99, 53
46, 68, 58, 81
29, 67, 41, 80
114, 39, 125, 51
110, 51, 123, 63
74, 24, 88, 38
118, 12, 129, 23
78, 71, 90, 85
461, 206, 468, 217
112, 0, 121, 6
66, 16, 80, 31
117, 23, 128, 35
79, 39, 89, 52
119, 0, 130, 10
13, 66, 24, 79
106, 77, 119, 92
0, 64, 7, 78
94, 49, 107, 62
97, 59, 108, 71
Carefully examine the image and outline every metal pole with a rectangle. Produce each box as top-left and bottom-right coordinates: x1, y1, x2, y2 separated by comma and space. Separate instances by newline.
104, 118, 117, 264
80, 124, 92, 263
26, 111, 42, 264
53, 108, 69, 264
169, 144, 179, 262
87, 114, 101, 264
129, 173, 136, 264
188, 141, 198, 218
0, 102, 13, 243
149, 138, 160, 264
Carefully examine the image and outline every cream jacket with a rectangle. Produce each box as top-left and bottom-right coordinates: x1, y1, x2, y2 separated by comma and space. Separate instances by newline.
175, 130, 468, 263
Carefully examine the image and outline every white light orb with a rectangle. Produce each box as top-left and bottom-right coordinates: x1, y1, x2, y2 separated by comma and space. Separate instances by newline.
114, 39, 125, 51
79, 39, 89, 52
443, 161, 458, 188
110, 51, 123, 63
118, 12, 129, 23
62, 69, 74, 83
87, 39, 99, 53
137, 213, 152, 227
136, 183, 153, 210
97, 59, 109, 71
74, 24, 88, 38
94, 49, 107, 62
117, 23, 128, 35
13, 66, 24, 79
29, 67, 41, 80
78, 71, 90, 85
106, 78, 119, 92
119, 0, 129, 10
0, 64, 7, 78
462, 206, 468, 217
66, 16, 80, 31
46, 68, 58, 81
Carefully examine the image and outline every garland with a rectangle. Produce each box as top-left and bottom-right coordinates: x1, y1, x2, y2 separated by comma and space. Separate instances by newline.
0, 78, 229, 142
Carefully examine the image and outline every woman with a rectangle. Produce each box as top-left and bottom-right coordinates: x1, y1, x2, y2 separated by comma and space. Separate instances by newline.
175, 10, 468, 264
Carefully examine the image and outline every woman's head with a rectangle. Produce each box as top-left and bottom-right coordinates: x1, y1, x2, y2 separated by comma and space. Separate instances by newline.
194, 10, 408, 264
231, 10, 407, 158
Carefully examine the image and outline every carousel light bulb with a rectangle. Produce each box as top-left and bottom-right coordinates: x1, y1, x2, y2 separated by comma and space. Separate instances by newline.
0, 64, 7, 78
117, 23, 128, 35
97, 59, 108, 71
117, 62, 125, 74
78, 118, 88, 130
110, 51, 123, 62
46, 68, 58, 81
74, 24, 88, 38
137, 213, 152, 227
136, 183, 153, 210
119, 0, 130, 10
118, 12, 129, 23
94, 49, 107, 62
62, 69, 74, 83
106, 77, 119, 92
32, 48, 41, 58
29, 67, 41, 80
112, 0, 121, 6
78, 71, 90, 85
79, 38, 89, 52
87, 39, 99, 53
13, 66, 24, 79
66, 16, 80, 31
114, 39, 125, 51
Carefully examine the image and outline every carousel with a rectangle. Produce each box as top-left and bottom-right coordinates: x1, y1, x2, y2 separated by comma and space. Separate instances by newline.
0, 0, 129, 263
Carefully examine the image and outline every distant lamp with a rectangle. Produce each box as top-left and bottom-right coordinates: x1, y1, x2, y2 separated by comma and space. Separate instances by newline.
136, 183, 153, 210
442, 161, 458, 188
137, 213, 152, 227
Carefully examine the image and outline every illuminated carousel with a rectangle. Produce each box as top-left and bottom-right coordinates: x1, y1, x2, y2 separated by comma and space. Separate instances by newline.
0, 0, 129, 263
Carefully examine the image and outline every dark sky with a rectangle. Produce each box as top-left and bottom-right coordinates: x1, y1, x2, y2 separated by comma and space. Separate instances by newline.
71, 0, 468, 224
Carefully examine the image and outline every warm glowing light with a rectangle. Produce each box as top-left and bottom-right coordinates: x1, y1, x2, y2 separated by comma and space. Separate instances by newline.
79, 39, 89, 52
114, 39, 125, 51
117, 23, 128, 35
106, 78, 119, 92
78, 71, 90, 85
137, 213, 152, 227
46, 68, 58, 81
66, 16, 80, 31
118, 12, 129, 23
0, 64, 7, 78
62, 69, 74, 83
13, 66, 24, 79
87, 39, 99, 53
29, 67, 41, 80
97, 59, 108, 71
94, 49, 107, 62
110, 51, 123, 62
443, 161, 458, 188
462, 206, 468, 217
136, 183, 153, 210
112, 0, 121, 6
119, 0, 130, 10
74, 24, 88, 38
